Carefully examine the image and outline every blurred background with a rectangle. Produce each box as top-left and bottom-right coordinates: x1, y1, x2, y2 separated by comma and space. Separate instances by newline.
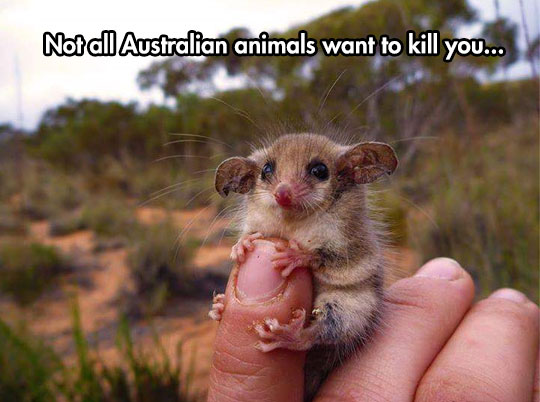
0, 0, 538, 400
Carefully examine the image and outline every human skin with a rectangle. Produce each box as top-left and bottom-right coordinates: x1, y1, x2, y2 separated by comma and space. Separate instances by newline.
207, 239, 539, 402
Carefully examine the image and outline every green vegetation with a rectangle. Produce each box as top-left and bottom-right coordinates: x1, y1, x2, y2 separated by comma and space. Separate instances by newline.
0, 0, 537, 397
48, 196, 140, 238
0, 301, 198, 401
0, 319, 61, 402
370, 189, 409, 247
79, 196, 139, 238
0, 205, 27, 236
127, 223, 199, 315
407, 118, 539, 299
48, 212, 86, 237
18, 163, 84, 220
0, 242, 68, 305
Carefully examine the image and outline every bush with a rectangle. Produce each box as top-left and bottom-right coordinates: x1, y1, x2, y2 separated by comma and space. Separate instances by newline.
80, 196, 139, 238
0, 164, 19, 203
408, 119, 539, 301
0, 242, 69, 305
18, 163, 84, 220
0, 205, 27, 236
48, 212, 86, 237
129, 165, 178, 200
127, 224, 198, 315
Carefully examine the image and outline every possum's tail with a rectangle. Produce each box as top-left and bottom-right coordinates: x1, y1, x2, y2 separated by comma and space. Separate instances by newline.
304, 346, 337, 402
303, 297, 384, 401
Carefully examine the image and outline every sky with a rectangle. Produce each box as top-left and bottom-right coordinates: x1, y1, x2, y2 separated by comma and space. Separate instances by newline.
0, 0, 538, 130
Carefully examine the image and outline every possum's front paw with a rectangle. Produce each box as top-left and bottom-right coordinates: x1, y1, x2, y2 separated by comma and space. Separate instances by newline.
254, 309, 315, 352
208, 293, 225, 321
271, 239, 320, 277
230, 232, 264, 263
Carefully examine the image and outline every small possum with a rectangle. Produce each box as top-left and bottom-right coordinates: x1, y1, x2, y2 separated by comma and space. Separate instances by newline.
209, 133, 398, 400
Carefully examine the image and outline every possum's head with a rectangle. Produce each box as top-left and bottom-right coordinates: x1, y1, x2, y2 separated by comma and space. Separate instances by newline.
215, 134, 398, 217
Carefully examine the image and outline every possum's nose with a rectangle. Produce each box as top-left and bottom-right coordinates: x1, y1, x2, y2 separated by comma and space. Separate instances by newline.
274, 184, 293, 208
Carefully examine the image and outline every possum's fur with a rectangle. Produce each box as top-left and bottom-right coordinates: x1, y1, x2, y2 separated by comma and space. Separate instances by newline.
216, 133, 397, 400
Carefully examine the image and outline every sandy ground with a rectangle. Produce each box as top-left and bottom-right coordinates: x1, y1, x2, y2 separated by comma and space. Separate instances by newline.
0, 205, 419, 395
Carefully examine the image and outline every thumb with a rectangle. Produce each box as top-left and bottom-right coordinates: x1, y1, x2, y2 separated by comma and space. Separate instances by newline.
208, 238, 313, 402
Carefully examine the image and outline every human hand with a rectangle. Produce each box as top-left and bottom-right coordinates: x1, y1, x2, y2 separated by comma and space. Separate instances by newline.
207, 239, 539, 401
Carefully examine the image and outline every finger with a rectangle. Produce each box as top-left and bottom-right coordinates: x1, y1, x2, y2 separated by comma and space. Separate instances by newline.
534, 345, 539, 402
208, 238, 313, 402
316, 258, 475, 401
416, 288, 539, 402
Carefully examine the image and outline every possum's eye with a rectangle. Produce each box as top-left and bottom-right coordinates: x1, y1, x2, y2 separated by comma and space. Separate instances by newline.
261, 161, 274, 181
309, 162, 329, 181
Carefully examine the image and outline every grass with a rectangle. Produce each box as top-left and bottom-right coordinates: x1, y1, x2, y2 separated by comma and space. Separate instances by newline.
112, 316, 197, 402
405, 117, 539, 301
0, 300, 199, 401
0, 241, 69, 305
126, 223, 199, 315
0, 319, 61, 402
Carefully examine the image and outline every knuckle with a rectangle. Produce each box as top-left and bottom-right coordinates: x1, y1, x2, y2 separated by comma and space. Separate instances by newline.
384, 277, 467, 316
385, 281, 437, 311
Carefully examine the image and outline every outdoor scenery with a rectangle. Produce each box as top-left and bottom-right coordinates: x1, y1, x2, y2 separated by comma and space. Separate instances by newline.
0, 0, 538, 400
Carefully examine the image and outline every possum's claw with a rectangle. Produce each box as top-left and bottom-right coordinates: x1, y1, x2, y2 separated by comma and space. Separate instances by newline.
254, 309, 314, 352
230, 232, 263, 263
271, 240, 319, 277
208, 293, 225, 321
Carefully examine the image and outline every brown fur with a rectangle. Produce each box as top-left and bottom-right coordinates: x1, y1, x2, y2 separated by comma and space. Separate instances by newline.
215, 133, 397, 400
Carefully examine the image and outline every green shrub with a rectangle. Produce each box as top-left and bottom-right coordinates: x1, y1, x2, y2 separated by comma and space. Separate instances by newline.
19, 170, 50, 220
130, 166, 180, 199
18, 164, 84, 220
0, 205, 27, 236
0, 164, 19, 203
80, 197, 139, 238
408, 119, 539, 301
46, 173, 83, 211
0, 242, 69, 305
127, 224, 198, 314
48, 213, 86, 237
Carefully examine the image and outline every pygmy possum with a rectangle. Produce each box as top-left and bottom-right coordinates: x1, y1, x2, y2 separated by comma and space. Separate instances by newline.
208, 133, 398, 400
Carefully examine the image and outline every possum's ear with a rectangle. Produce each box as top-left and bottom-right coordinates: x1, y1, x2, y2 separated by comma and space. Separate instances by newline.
336, 142, 398, 184
215, 157, 258, 197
